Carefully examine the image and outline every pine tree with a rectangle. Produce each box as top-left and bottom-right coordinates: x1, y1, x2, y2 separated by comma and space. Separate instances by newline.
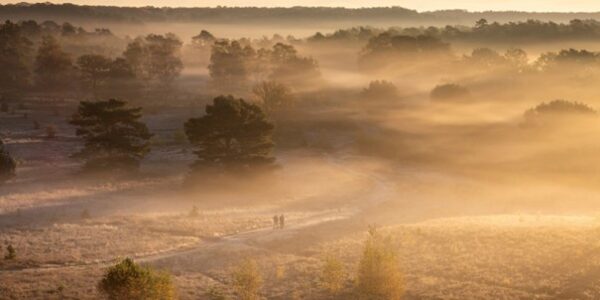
184, 95, 275, 172
69, 99, 152, 172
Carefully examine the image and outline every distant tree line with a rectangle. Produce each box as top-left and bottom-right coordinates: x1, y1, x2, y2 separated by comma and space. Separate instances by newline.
3, 3, 600, 26
310, 19, 600, 45
0, 20, 182, 99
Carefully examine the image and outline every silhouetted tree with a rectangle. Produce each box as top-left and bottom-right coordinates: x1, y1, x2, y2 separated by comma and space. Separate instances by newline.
184, 95, 275, 172
208, 40, 256, 91
69, 99, 152, 172
0, 21, 32, 94
523, 99, 596, 126
361, 80, 398, 100
268, 42, 320, 83
123, 34, 183, 85
98, 258, 175, 300
191, 30, 216, 48
77, 54, 112, 95
252, 81, 293, 114
430, 83, 471, 101
0, 139, 16, 183
34, 35, 73, 90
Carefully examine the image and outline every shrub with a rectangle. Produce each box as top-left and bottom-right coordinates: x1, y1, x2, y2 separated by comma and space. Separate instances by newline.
361, 80, 398, 100
523, 100, 596, 127
355, 226, 404, 300
320, 254, 346, 295
430, 83, 471, 101
98, 258, 175, 300
231, 259, 262, 300
5, 244, 16, 260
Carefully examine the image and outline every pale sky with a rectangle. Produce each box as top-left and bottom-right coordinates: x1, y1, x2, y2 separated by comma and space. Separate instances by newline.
2, 0, 600, 12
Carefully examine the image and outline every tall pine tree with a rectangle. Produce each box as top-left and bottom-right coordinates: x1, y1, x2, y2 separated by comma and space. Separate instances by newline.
70, 99, 152, 172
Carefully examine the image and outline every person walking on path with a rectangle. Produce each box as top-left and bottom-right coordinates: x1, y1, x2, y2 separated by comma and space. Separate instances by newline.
273, 215, 279, 229
279, 214, 285, 229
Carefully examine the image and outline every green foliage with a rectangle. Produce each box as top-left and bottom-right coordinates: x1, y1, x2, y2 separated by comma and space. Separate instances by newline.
355, 227, 404, 300
231, 259, 262, 300
184, 95, 275, 172
98, 258, 175, 300
320, 254, 346, 295
0, 139, 16, 183
5, 244, 16, 260
34, 35, 73, 90
69, 99, 153, 172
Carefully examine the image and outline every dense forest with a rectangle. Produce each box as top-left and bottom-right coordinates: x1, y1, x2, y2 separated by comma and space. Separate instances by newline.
2, 3, 600, 25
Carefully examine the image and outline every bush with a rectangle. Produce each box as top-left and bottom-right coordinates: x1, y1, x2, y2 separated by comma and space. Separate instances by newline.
355, 226, 404, 300
523, 100, 596, 127
430, 83, 471, 101
231, 259, 262, 300
361, 80, 398, 100
4, 244, 16, 260
98, 258, 175, 300
320, 254, 346, 295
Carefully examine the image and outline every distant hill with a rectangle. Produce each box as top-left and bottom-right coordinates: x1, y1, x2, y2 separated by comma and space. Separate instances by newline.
1, 3, 600, 25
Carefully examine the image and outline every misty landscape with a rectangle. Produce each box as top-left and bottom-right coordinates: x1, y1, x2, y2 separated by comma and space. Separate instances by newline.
4, 2, 600, 299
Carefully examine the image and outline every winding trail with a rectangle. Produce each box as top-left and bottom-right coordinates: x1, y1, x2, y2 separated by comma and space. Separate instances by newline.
3, 155, 397, 275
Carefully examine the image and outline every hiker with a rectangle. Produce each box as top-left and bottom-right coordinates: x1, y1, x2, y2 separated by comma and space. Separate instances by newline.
273, 215, 279, 229
279, 214, 285, 229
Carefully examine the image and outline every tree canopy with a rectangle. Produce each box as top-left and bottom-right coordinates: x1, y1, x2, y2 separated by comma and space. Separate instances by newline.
69, 99, 152, 172
34, 35, 73, 91
184, 95, 275, 172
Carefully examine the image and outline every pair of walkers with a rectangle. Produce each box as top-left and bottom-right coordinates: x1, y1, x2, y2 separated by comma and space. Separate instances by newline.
273, 214, 285, 229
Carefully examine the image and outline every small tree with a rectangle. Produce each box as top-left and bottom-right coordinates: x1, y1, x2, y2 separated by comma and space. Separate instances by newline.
231, 259, 262, 300
252, 81, 293, 114
0, 139, 16, 183
355, 227, 404, 300
98, 258, 175, 300
320, 254, 346, 296
4, 244, 16, 260
184, 95, 275, 172
77, 54, 112, 95
34, 35, 73, 91
69, 99, 152, 172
